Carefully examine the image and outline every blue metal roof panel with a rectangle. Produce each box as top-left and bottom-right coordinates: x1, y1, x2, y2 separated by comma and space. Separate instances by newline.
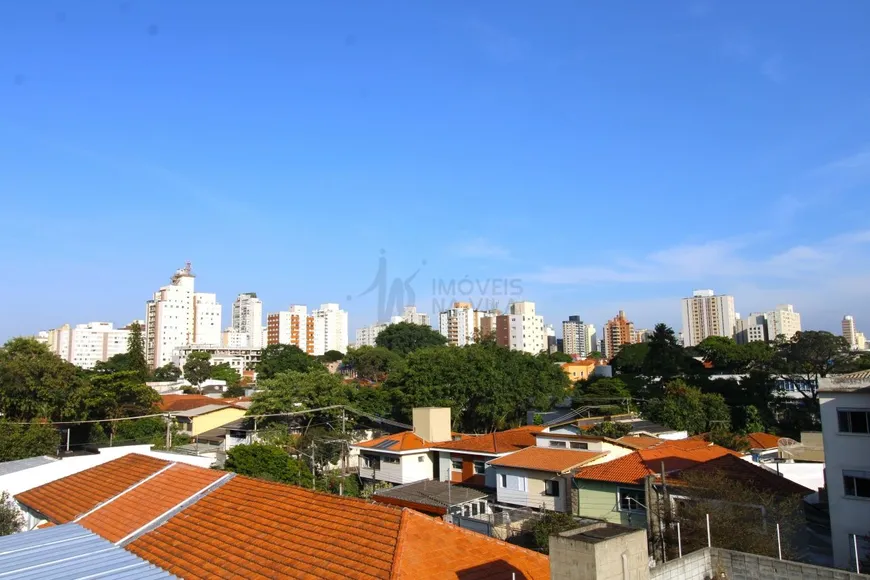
0, 523, 175, 579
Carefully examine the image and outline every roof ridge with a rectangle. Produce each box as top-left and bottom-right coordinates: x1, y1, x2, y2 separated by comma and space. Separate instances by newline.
388, 509, 411, 580
71, 460, 175, 523
233, 474, 406, 512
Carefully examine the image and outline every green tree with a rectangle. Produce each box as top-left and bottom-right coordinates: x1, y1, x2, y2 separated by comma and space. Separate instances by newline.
643, 323, 686, 381
125, 322, 149, 381
572, 377, 631, 414
152, 362, 182, 382
524, 511, 578, 553
0, 338, 89, 421
609, 343, 649, 375
0, 491, 24, 536
86, 371, 160, 443
588, 351, 604, 360
344, 346, 403, 382
250, 368, 349, 419
585, 421, 632, 438
320, 350, 344, 363
375, 322, 447, 356
211, 363, 241, 387
737, 404, 765, 434
773, 331, 852, 402
644, 379, 731, 435
92, 353, 134, 375
223, 384, 247, 398
257, 344, 317, 379
224, 443, 313, 487
0, 420, 61, 461
183, 351, 212, 389
546, 352, 573, 363
696, 336, 742, 372
319, 471, 361, 497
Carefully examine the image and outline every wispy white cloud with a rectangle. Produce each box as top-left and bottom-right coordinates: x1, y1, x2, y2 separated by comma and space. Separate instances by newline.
452, 237, 511, 259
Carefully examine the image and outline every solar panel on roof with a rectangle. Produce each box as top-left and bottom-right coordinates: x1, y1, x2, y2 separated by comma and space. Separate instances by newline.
374, 440, 398, 449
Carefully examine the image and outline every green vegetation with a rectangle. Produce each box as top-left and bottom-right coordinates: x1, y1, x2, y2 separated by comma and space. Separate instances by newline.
525, 511, 578, 553
0, 492, 23, 536
374, 321, 447, 355
224, 443, 314, 487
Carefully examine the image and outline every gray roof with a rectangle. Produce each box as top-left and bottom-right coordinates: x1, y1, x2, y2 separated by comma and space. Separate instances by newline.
172, 404, 235, 417
373, 480, 490, 508
0, 523, 176, 579
0, 456, 56, 476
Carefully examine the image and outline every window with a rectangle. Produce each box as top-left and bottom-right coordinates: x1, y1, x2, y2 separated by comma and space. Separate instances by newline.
548, 441, 567, 449
838, 409, 870, 434
418, 455, 425, 462
473, 460, 485, 475
618, 487, 645, 512
570, 442, 589, 450
451, 459, 463, 470
362, 455, 381, 470
502, 474, 527, 492
500, 474, 507, 488
545, 480, 560, 497
843, 470, 870, 498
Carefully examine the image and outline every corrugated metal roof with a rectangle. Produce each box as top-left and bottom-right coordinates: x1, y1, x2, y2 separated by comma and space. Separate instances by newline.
0, 523, 175, 579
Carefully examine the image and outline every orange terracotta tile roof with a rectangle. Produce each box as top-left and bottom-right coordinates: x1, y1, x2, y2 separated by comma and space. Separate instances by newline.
78, 462, 228, 542
615, 435, 663, 450
574, 440, 739, 485
354, 431, 435, 452
745, 432, 781, 450
488, 447, 605, 473
433, 426, 544, 454
159, 394, 239, 412
15, 454, 169, 522
393, 508, 550, 580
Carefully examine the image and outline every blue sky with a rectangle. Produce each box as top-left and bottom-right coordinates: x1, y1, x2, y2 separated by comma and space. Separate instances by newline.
2, 1, 870, 341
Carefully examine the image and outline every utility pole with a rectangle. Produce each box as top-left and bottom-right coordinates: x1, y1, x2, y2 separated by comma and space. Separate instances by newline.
164, 414, 172, 449
341, 407, 347, 475
311, 442, 316, 490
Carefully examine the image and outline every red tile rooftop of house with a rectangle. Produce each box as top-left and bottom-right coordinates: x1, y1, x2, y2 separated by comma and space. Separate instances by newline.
158, 394, 241, 412
354, 431, 440, 452
433, 425, 544, 454
745, 431, 782, 450
488, 447, 605, 473
660, 453, 812, 496
17, 453, 551, 579
574, 440, 740, 485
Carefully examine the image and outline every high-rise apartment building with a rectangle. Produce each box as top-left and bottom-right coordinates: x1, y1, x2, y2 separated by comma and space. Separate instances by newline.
266, 305, 313, 354
490, 301, 545, 354
311, 303, 349, 355
221, 329, 250, 348
562, 316, 585, 357
843, 315, 858, 349
734, 313, 768, 344
46, 321, 132, 369
144, 263, 223, 369
355, 322, 389, 347
632, 329, 652, 343
766, 304, 801, 341
602, 311, 634, 359
398, 306, 430, 327
545, 324, 557, 354
439, 302, 476, 346
232, 293, 263, 349
680, 289, 736, 348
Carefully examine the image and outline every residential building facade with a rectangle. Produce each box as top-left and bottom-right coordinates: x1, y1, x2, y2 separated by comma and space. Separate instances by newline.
311, 303, 348, 355
766, 304, 801, 341
562, 316, 592, 357
221, 329, 250, 348
46, 322, 131, 369
602, 310, 635, 359
438, 302, 477, 346
355, 322, 389, 347
843, 315, 859, 349
819, 372, 870, 570
266, 305, 313, 353
680, 289, 736, 348
144, 263, 223, 369
231, 292, 263, 348
172, 344, 261, 377
502, 301, 545, 354
735, 313, 769, 344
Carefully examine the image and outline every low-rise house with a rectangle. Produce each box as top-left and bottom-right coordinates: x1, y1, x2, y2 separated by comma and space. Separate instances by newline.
573, 440, 739, 528
489, 447, 605, 512
159, 394, 247, 437
14, 453, 551, 579
373, 479, 491, 518
560, 359, 598, 382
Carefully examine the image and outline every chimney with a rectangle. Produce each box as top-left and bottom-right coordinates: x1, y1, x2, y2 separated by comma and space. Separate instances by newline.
412, 407, 451, 443
549, 523, 649, 580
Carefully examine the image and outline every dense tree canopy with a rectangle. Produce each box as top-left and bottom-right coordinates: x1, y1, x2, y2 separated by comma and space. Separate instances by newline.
375, 322, 447, 355
320, 350, 345, 363
125, 323, 150, 381
644, 379, 730, 435
250, 368, 349, 418
383, 342, 569, 432
182, 351, 212, 387
0, 420, 61, 461
257, 344, 317, 379
343, 346, 403, 382
609, 343, 649, 375
152, 362, 182, 382
86, 370, 160, 441
643, 323, 686, 381
224, 443, 313, 487
0, 492, 23, 536
211, 363, 242, 387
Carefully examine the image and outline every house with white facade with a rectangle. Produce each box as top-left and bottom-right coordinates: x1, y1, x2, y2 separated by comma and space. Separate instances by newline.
819, 370, 870, 571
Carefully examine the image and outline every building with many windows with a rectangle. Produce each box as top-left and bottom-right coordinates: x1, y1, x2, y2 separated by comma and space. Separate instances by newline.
680, 289, 736, 348
438, 302, 476, 346
45, 321, 132, 369
144, 263, 222, 369
266, 305, 313, 353
602, 311, 635, 359
356, 306, 432, 347
843, 315, 860, 350
562, 316, 593, 357
766, 304, 801, 341
311, 303, 349, 355
819, 371, 870, 570
231, 293, 263, 349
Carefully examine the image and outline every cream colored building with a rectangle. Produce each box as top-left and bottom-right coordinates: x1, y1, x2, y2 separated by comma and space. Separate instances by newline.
311, 303, 349, 355
438, 302, 476, 346
680, 289, 736, 347
843, 315, 859, 349
232, 293, 263, 349
46, 322, 131, 369
766, 304, 801, 341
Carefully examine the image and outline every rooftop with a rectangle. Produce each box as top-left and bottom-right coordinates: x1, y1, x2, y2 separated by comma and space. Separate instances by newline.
745, 431, 782, 450
373, 480, 489, 512
819, 370, 870, 393
662, 454, 812, 496
574, 440, 739, 485
0, 523, 175, 579
0, 455, 56, 476
158, 394, 242, 413
433, 425, 544, 454
614, 435, 663, 450
353, 431, 438, 453
488, 447, 605, 473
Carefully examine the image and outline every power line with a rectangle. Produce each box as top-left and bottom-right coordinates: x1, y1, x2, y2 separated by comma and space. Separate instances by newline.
0, 412, 168, 426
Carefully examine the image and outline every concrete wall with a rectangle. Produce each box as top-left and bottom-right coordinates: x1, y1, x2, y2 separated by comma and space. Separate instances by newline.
575, 479, 647, 528
189, 407, 247, 436
400, 451, 434, 484
549, 525, 650, 580
651, 548, 867, 580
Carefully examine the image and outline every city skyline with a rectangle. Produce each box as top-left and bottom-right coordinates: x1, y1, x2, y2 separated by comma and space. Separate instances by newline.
3, 3, 870, 340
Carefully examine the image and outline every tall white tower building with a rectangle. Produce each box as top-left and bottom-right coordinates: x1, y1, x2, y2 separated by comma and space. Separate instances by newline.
311, 303, 348, 355
843, 315, 858, 349
765, 304, 801, 341
680, 289, 736, 348
438, 302, 476, 346
232, 292, 263, 348
505, 301, 545, 354
144, 263, 222, 369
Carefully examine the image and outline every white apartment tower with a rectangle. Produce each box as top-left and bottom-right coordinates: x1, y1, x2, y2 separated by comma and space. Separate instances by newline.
267, 305, 312, 353
144, 263, 223, 369
398, 305, 430, 327
311, 303, 349, 355
47, 322, 132, 369
766, 304, 801, 341
680, 289, 736, 348
355, 322, 389, 348
439, 302, 476, 346
843, 315, 858, 349
505, 301, 545, 355
232, 293, 263, 349
734, 313, 768, 344
562, 316, 590, 357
